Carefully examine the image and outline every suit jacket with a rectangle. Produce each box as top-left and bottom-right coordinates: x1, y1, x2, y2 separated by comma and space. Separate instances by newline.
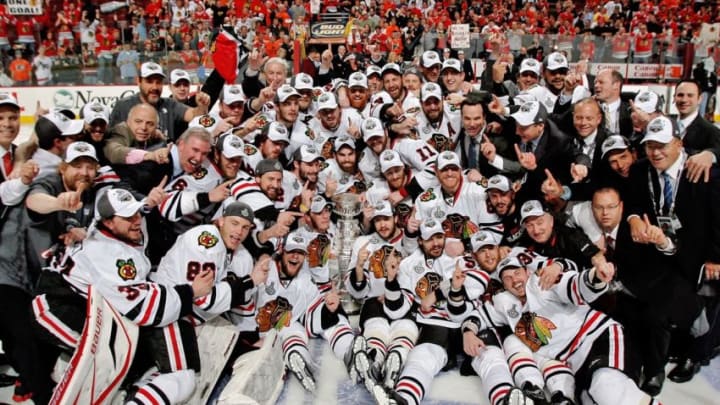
568, 127, 613, 200
681, 114, 720, 161
625, 159, 720, 285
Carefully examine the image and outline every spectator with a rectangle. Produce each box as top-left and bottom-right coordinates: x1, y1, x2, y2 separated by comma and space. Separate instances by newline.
31, 45, 53, 85
8, 51, 32, 86
116, 42, 139, 85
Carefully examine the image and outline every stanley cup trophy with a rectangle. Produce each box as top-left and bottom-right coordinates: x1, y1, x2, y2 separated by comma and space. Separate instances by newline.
331, 192, 362, 314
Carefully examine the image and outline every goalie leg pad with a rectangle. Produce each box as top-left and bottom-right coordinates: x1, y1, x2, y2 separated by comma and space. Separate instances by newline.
144, 320, 200, 373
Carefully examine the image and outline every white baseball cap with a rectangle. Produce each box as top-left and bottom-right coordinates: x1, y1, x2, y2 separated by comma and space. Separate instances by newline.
291, 73, 314, 90
486, 174, 512, 192
310, 195, 333, 214
470, 230, 502, 252
511, 101, 547, 126
223, 84, 246, 105
421, 50, 442, 68
601, 135, 631, 158
316, 92, 339, 110
379, 149, 405, 173
81, 102, 110, 125
140, 62, 166, 79
421, 82, 443, 102
284, 232, 308, 254
362, 118, 385, 141
64, 141, 98, 163
381, 63, 402, 76
294, 144, 324, 163
545, 52, 569, 71
348, 72, 368, 89
334, 135, 356, 151
216, 133, 245, 159
262, 122, 290, 144
519, 58, 541, 76
436, 151, 461, 170
633, 90, 661, 114
97, 188, 144, 219
371, 200, 393, 218
170, 69, 191, 85
497, 256, 524, 277
189, 113, 221, 134
441, 58, 463, 73
420, 218, 444, 240
642, 116, 680, 144
520, 200, 547, 223
275, 84, 301, 103
42, 110, 84, 136
366, 65, 382, 77
0, 92, 20, 109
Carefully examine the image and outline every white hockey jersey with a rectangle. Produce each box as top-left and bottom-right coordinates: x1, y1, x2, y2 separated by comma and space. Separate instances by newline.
225, 247, 259, 332
346, 230, 414, 300
414, 104, 462, 153
369, 90, 422, 120
317, 158, 367, 195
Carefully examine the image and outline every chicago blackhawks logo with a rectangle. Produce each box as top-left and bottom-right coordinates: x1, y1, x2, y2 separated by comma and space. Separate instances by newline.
442, 214, 480, 239
116, 258, 137, 281
198, 231, 219, 249
192, 167, 208, 179
198, 115, 216, 128
515, 312, 557, 352
256, 296, 293, 332
419, 189, 436, 202
415, 272, 442, 299
307, 234, 331, 268
243, 144, 258, 156
369, 245, 402, 279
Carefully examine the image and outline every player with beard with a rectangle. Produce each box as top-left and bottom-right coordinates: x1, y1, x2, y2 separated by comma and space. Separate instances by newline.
297, 195, 338, 290
317, 136, 366, 197
414, 151, 500, 256
256, 232, 380, 394
212, 132, 247, 181
347, 201, 419, 391
377, 219, 493, 405
109, 62, 210, 142
230, 159, 303, 258
346, 72, 372, 117
275, 144, 323, 213
484, 174, 525, 245
370, 64, 422, 136
358, 118, 390, 185
414, 82, 461, 153
289, 73, 316, 125
245, 122, 292, 175
308, 92, 363, 160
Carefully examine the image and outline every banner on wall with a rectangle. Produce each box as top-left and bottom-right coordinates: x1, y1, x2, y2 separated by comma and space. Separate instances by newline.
450, 24, 470, 49
6, 0, 43, 15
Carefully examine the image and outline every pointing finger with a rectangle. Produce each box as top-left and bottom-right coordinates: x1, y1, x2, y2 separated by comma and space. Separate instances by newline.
158, 175, 168, 189
514, 143, 523, 159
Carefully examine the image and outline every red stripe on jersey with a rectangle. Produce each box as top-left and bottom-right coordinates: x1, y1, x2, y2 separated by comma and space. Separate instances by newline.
509, 357, 534, 371
543, 363, 570, 375
135, 387, 160, 405
397, 380, 422, 398
561, 311, 602, 361
167, 323, 185, 370
96, 303, 136, 404
571, 276, 584, 305
138, 285, 159, 326
231, 181, 258, 195
491, 387, 510, 405
282, 337, 306, 352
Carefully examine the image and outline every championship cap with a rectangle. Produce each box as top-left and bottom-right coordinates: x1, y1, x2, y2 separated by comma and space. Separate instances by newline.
519, 58, 541, 76
189, 113, 220, 134
261, 122, 290, 144
362, 117, 385, 141
436, 151, 461, 170
81, 101, 110, 125
140, 62, 166, 79
421, 82, 443, 102
420, 218, 444, 240
255, 159, 284, 176
223, 201, 255, 222
511, 101, 547, 126
470, 230, 502, 252
97, 188, 144, 219
284, 232, 308, 254
216, 132, 245, 159
633, 90, 661, 114
334, 135, 356, 151
223, 84, 246, 104
291, 73, 314, 90
0, 92, 20, 109
371, 200, 393, 218
441, 58, 463, 73
601, 135, 631, 158
642, 116, 680, 144
170, 69, 191, 85
496, 256, 524, 277
381, 63, 402, 76
348, 72, 368, 89
545, 52, 569, 71
294, 144, 324, 163
310, 194, 333, 214
316, 92, 339, 111
41, 110, 85, 136
486, 174, 512, 193
520, 200, 547, 223
379, 149, 405, 173
366, 65, 382, 77
275, 84, 301, 103
64, 141, 98, 163
421, 50, 442, 68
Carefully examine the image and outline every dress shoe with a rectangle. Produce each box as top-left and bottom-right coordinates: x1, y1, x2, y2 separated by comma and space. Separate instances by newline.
667, 358, 701, 383
640, 371, 665, 396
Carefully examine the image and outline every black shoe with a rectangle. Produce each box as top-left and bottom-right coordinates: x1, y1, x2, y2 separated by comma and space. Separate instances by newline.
441, 355, 458, 372
0, 374, 15, 388
550, 391, 576, 405
459, 355, 478, 376
640, 371, 665, 396
521, 381, 547, 404
667, 358, 701, 383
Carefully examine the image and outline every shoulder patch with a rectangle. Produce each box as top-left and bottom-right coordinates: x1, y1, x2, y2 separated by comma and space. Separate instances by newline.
419, 188, 436, 202
198, 230, 219, 249
243, 144, 258, 156
305, 127, 315, 140
116, 259, 137, 281
476, 177, 488, 187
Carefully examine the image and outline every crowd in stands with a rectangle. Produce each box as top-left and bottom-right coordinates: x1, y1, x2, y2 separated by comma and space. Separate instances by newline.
1, 0, 720, 86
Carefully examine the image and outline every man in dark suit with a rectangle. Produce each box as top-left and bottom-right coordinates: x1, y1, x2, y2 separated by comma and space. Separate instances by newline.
593, 69, 633, 137
625, 116, 720, 384
673, 79, 720, 183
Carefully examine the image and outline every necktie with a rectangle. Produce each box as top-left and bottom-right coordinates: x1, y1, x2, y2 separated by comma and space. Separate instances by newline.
605, 234, 615, 260
661, 171, 673, 215
468, 139, 478, 169
2, 151, 12, 177
523, 142, 533, 153
677, 119, 686, 138
602, 103, 612, 132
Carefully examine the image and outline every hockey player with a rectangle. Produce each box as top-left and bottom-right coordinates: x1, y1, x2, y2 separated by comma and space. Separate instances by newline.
255, 231, 378, 394
457, 255, 659, 405
414, 82, 461, 153
33, 188, 216, 404
307, 92, 363, 159
347, 200, 418, 389
296, 195, 337, 291
317, 135, 367, 197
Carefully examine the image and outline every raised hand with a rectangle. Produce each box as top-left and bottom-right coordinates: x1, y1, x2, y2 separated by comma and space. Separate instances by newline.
146, 175, 168, 208
570, 163, 588, 183
514, 143, 537, 171
642, 213, 669, 247
480, 133, 496, 161
325, 288, 341, 313
541, 169, 563, 200
537, 262, 562, 290
595, 261, 615, 283
251, 257, 271, 286
451, 262, 466, 291
208, 179, 234, 203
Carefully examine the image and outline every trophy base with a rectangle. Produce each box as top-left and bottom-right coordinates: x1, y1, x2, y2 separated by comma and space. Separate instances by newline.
340, 295, 361, 316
